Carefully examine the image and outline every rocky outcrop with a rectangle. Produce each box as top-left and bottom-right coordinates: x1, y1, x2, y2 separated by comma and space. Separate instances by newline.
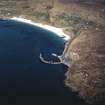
65, 30, 105, 105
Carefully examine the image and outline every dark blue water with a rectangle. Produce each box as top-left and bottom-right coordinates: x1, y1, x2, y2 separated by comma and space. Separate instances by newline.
0, 19, 85, 105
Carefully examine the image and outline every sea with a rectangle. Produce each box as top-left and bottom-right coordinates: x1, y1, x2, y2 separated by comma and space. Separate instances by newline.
0, 19, 86, 105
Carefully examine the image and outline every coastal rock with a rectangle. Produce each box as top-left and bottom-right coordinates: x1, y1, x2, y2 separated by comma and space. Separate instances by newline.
65, 30, 105, 105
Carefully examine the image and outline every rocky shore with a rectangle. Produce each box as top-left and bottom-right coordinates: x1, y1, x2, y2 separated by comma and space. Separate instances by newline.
0, 0, 105, 104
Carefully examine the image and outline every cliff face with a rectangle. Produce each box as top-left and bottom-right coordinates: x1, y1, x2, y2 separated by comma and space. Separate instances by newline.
0, 0, 105, 104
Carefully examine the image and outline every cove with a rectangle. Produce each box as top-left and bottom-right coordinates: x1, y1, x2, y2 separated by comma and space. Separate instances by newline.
0, 19, 85, 105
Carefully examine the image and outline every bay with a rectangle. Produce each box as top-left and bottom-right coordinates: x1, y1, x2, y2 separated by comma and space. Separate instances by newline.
0, 19, 85, 105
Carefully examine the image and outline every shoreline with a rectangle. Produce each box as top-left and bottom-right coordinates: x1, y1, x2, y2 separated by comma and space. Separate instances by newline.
11, 17, 70, 41
11, 17, 71, 67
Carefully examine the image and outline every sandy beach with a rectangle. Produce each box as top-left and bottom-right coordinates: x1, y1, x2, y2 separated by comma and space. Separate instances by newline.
11, 17, 70, 41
